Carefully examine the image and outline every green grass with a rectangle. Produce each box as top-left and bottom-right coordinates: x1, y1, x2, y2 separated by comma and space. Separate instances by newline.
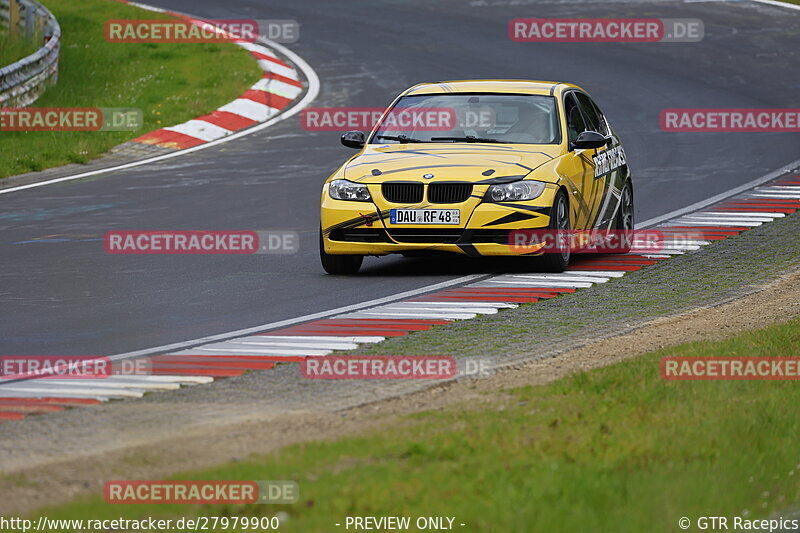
31, 317, 800, 532
0, 30, 39, 67
0, 0, 262, 178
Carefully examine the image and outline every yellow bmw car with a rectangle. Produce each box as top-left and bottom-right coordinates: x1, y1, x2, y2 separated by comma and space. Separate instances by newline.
319, 80, 634, 274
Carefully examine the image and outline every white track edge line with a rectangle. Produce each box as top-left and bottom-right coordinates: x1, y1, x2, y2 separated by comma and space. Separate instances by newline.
87, 275, 486, 364
637, 157, 800, 228
0, 173, 482, 380
746, 0, 800, 11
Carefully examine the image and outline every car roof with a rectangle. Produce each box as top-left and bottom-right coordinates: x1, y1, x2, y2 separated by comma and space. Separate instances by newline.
403, 80, 582, 97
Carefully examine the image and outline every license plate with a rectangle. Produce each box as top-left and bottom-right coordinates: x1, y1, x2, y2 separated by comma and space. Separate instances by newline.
390, 209, 460, 225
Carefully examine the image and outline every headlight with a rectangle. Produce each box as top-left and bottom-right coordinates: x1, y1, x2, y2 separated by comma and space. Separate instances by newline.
486, 181, 546, 202
329, 179, 372, 202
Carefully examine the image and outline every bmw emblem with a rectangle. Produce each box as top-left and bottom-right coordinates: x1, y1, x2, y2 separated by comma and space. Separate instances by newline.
423, 173, 434, 179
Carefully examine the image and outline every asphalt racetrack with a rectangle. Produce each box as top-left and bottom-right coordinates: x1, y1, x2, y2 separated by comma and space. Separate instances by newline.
1, 0, 798, 356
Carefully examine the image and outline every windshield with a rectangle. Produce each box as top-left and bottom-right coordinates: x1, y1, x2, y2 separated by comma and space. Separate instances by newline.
370, 93, 561, 145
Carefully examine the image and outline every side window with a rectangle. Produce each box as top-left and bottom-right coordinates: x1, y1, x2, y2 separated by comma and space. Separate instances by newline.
591, 100, 610, 136
564, 93, 586, 143
575, 93, 604, 135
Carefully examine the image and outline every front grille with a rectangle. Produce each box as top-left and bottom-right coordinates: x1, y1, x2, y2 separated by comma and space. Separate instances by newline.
329, 228, 391, 243
387, 229, 464, 244
428, 183, 473, 204
382, 182, 423, 204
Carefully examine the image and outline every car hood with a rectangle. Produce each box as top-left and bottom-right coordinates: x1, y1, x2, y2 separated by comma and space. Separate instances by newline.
343, 144, 561, 184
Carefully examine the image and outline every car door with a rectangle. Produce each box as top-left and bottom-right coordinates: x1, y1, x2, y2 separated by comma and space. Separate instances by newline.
559, 91, 597, 230
576, 92, 628, 229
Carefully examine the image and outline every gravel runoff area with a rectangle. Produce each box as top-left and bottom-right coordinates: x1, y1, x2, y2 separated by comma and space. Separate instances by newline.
3, 210, 800, 514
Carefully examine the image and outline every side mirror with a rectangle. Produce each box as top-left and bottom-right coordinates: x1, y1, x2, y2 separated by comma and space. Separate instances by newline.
341, 130, 366, 149
570, 130, 608, 150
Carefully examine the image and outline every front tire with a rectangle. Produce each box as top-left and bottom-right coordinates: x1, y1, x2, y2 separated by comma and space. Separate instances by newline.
534, 188, 571, 273
320, 230, 363, 275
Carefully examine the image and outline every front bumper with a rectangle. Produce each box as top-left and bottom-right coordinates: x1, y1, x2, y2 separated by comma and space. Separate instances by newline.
321, 182, 558, 256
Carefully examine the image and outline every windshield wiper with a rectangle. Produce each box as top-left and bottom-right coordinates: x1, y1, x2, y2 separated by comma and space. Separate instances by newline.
430, 135, 503, 143
374, 134, 425, 143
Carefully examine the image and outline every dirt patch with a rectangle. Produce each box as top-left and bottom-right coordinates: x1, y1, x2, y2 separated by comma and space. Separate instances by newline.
3, 268, 800, 515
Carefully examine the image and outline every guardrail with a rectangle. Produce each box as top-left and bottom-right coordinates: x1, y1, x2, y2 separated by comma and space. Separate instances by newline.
0, 0, 60, 107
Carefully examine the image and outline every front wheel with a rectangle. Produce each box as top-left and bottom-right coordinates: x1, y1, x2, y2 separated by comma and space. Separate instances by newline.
534, 189, 571, 273
320, 230, 363, 275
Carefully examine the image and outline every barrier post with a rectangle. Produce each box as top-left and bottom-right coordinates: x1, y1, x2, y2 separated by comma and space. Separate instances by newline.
8, 0, 19, 38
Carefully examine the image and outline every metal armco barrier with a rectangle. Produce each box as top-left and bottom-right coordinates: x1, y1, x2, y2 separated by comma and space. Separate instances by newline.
0, 0, 60, 107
